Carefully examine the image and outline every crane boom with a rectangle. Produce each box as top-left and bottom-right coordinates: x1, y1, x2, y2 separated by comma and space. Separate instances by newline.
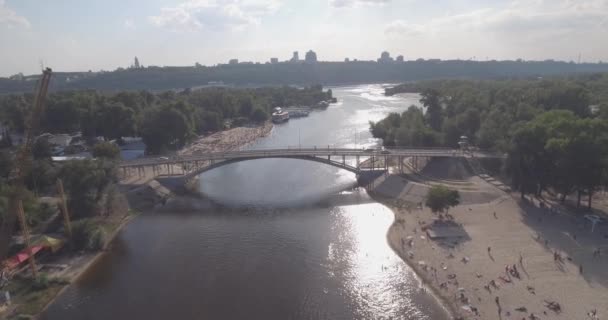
0, 68, 52, 262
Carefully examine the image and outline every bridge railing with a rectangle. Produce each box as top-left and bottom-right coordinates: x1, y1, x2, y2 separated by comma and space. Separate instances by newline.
119, 146, 503, 167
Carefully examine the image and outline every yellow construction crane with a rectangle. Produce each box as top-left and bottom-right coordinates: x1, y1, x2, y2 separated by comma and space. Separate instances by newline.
0, 68, 52, 277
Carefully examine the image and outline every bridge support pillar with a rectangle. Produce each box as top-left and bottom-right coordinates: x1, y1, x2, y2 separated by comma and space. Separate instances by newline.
356, 155, 360, 167
328, 155, 330, 161
398, 156, 403, 173
371, 156, 375, 171
342, 155, 345, 165
413, 156, 418, 171
384, 156, 388, 170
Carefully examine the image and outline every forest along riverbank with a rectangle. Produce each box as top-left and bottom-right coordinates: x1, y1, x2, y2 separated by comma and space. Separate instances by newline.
369, 158, 608, 320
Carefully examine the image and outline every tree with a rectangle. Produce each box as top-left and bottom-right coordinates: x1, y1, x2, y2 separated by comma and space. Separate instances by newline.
95, 102, 137, 140
425, 185, 460, 214
43, 99, 82, 133
59, 159, 117, 218
0, 150, 12, 181
421, 89, 442, 131
238, 96, 254, 117
32, 138, 53, 160
141, 106, 194, 154
196, 111, 222, 132
251, 107, 269, 122
92, 142, 121, 160
134, 56, 141, 69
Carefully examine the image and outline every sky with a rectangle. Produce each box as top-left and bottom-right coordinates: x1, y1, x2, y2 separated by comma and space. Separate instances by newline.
1, 0, 607, 76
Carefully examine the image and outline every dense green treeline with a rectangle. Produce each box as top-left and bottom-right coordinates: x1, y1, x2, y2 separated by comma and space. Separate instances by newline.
3, 60, 608, 94
372, 74, 608, 205
0, 85, 332, 154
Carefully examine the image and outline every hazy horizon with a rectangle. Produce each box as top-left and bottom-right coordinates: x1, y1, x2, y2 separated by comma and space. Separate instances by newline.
1, 0, 608, 77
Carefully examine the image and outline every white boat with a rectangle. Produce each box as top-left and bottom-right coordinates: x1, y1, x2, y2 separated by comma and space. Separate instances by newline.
272, 107, 290, 123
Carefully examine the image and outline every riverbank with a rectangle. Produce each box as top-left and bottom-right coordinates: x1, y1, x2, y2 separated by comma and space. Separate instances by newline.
370, 171, 608, 320
1, 212, 136, 319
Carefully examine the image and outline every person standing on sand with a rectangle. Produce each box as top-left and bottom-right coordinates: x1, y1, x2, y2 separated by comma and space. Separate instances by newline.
495, 296, 502, 316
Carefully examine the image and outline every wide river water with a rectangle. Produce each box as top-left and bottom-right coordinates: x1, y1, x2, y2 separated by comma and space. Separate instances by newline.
41, 84, 450, 320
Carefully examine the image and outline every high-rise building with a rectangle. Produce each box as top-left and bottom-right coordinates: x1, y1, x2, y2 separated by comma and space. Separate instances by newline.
270, 57, 279, 64
291, 51, 299, 62
229, 59, 239, 65
305, 50, 317, 63
396, 55, 404, 62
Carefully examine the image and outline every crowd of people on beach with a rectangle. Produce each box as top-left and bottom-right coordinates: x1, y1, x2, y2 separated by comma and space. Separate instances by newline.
393, 195, 606, 320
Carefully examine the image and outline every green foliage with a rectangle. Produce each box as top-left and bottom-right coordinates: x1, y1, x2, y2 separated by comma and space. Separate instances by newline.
32, 139, 53, 160
94, 102, 137, 140
43, 99, 82, 133
425, 185, 460, 214
71, 219, 107, 251
32, 273, 50, 291
25, 160, 58, 193
509, 110, 608, 205
0, 185, 53, 230
421, 89, 442, 131
0, 85, 331, 155
92, 142, 120, 159
251, 107, 269, 122
378, 75, 608, 208
0, 150, 12, 181
59, 159, 117, 218
370, 108, 441, 147
141, 105, 195, 154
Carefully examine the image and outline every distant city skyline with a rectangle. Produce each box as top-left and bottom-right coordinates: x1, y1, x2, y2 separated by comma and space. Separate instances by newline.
1, 0, 607, 76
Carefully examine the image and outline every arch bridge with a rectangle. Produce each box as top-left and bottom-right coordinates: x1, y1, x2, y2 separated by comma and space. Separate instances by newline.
119, 147, 503, 181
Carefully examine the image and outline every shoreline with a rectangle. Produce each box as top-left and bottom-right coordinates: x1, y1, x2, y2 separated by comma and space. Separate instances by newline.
370, 192, 460, 319
368, 171, 608, 320
35, 214, 136, 317
6, 123, 275, 319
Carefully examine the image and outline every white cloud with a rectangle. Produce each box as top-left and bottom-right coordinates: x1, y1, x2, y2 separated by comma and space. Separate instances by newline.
149, 0, 281, 31
329, 0, 390, 8
384, 20, 424, 37
0, 0, 30, 28
385, 0, 608, 39
124, 18, 135, 30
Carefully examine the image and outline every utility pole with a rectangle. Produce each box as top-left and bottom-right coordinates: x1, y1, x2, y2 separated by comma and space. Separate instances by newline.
16, 200, 38, 279
56, 178, 72, 239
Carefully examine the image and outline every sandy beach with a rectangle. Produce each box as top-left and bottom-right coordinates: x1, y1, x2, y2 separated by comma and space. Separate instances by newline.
178, 122, 273, 156
119, 122, 273, 187
370, 158, 608, 320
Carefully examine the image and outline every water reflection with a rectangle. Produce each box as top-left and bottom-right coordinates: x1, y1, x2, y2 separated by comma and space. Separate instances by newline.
40, 84, 448, 320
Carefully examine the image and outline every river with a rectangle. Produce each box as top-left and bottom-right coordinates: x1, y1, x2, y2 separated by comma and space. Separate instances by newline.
40, 84, 450, 320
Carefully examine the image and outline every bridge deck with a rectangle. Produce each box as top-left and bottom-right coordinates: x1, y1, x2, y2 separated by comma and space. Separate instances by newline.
120, 147, 502, 168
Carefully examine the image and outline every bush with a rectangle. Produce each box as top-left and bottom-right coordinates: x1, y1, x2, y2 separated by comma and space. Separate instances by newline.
32, 273, 50, 290
71, 219, 107, 251
92, 142, 120, 159
251, 107, 269, 122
